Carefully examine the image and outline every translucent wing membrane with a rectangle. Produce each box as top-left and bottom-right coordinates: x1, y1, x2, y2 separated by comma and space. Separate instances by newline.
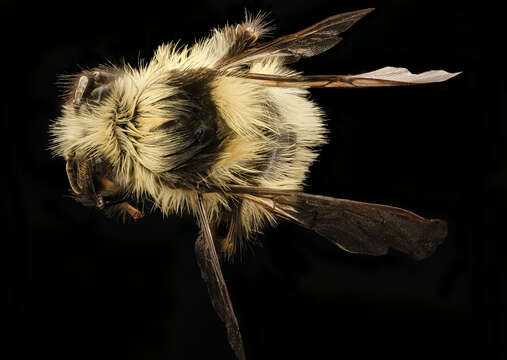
237, 67, 461, 88
218, 8, 375, 69
222, 187, 447, 260
350, 67, 462, 84
195, 194, 246, 360
195, 185, 447, 359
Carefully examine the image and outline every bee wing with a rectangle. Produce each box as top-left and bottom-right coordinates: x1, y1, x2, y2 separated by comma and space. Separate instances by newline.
218, 8, 375, 69
237, 67, 461, 88
223, 187, 447, 260
194, 193, 246, 360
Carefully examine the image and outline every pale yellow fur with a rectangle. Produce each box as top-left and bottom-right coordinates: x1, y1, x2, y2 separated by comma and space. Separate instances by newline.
50, 14, 327, 255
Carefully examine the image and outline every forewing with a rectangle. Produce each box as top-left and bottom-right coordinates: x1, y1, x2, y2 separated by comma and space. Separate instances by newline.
237, 66, 461, 88
218, 8, 375, 69
194, 193, 246, 360
224, 187, 447, 260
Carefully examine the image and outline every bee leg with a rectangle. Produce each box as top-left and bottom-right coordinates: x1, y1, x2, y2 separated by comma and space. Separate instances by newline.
87, 70, 116, 103
118, 202, 143, 220
90, 84, 111, 103
237, 11, 270, 44
236, 24, 261, 45
65, 158, 81, 195
221, 205, 242, 260
96, 194, 105, 209
91, 70, 116, 84
73, 75, 89, 105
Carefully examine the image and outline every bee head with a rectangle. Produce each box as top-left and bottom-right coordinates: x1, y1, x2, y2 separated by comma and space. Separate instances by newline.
64, 153, 143, 220
52, 65, 152, 220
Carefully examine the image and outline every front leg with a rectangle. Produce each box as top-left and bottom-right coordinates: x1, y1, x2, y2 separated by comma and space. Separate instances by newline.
71, 68, 118, 105
199, 12, 270, 66
235, 11, 271, 46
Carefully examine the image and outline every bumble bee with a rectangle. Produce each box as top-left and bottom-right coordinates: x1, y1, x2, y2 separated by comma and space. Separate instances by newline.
50, 8, 459, 360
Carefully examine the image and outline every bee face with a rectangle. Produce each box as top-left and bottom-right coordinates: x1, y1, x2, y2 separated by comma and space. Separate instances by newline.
65, 154, 105, 206
65, 153, 143, 220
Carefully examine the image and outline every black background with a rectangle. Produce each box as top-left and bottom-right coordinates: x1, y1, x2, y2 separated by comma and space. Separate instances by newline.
5, 1, 506, 359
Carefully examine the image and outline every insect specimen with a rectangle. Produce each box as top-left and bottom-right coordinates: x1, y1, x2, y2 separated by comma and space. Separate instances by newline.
50, 8, 459, 359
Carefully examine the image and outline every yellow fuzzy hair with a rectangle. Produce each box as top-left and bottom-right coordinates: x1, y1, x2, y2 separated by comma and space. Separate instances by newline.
50, 13, 327, 258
